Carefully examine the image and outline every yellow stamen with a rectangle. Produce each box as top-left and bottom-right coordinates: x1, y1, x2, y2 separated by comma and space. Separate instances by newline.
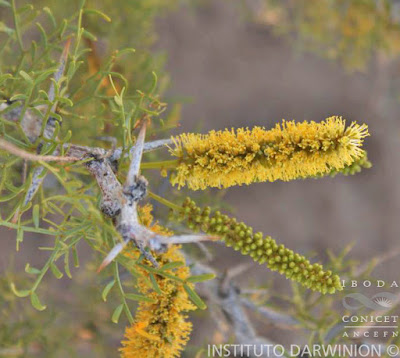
169, 116, 369, 190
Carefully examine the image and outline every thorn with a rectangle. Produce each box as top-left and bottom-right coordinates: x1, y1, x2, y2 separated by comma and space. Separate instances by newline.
97, 242, 126, 273
11, 211, 19, 224
159, 235, 218, 245
226, 262, 253, 279
48, 38, 71, 104
126, 121, 147, 184
64, 38, 72, 51
220, 262, 253, 293
133, 120, 142, 130
62, 38, 72, 61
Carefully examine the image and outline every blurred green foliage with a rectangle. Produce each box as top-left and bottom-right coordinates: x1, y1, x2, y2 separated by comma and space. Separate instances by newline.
260, 0, 400, 70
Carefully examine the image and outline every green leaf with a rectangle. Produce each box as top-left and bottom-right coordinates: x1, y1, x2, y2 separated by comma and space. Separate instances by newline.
30, 292, 47, 311
0, 220, 56, 236
32, 204, 39, 228
114, 95, 122, 106
9, 94, 27, 101
25, 263, 41, 275
187, 273, 216, 283
116, 48, 136, 57
59, 19, 68, 38
149, 273, 162, 294
111, 303, 124, 324
83, 8, 111, 22
0, 189, 22, 202
83, 29, 98, 41
20, 201, 32, 215
153, 270, 184, 283
102, 280, 115, 302
137, 263, 184, 283
78, 0, 85, 10
16, 4, 33, 14
159, 261, 185, 271
5, 181, 28, 193
0, 1, 11, 8
64, 252, 72, 278
72, 245, 79, 268
125, 293, 156, 303
35, 69, 56, 85
19, 70, 34, 85
16, 227, 24, 251
150, 71, 158, 94
0, 73, 12, 85
35, 22, 48, 49
43, 7, 56, 27
0, 21, 14, 35
183, 284, 206, 310
30, 40, 37, 61
10, 283, 30, 297
50, 262, 63, 279
56, 96, 73, 107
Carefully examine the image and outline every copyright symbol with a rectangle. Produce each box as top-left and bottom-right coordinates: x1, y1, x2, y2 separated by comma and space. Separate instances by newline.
387, 344, 400, 357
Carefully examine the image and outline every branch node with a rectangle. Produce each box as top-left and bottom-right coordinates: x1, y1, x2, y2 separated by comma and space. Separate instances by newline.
123, 175, 148, 204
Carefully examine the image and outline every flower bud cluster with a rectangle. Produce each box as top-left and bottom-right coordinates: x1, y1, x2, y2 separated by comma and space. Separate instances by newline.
172, 198, 342, 294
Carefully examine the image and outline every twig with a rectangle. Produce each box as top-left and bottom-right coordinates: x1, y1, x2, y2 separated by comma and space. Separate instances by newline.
196, 241, 214, 261
63, 139, 171, 163
141, 138, 172, 152
92, 123, 168, 270
11, 0, 24, 52
220, 263, 253, 297
187, 257, 282, 358
90, 123, 215, 271
18, 40, 71, 211
0, 139, 80, 162
125, 121, 147, 186
240, 298, 300, 329
157, 234, 216, 245
108, 138, 172, 163
353, 246, 400, 277
47, 39, 71, 105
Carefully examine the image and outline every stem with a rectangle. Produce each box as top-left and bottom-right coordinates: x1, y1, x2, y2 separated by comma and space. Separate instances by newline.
0, 139, 80, 162
31, 245, 59, 292
0, 220, 56, 235
11, 0, 24, 52
140, 159, 179, 170
114, 261, 134, 324
148, 191, 181, 211
73, 8, 84, 59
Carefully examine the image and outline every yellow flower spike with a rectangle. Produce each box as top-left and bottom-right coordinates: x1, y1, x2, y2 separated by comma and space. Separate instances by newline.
169, 116, 370, 190
134, 322, 161, 341
120, 205, 196, 358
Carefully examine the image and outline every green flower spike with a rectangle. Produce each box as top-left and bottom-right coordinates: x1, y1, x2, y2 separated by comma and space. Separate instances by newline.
172, 198, 343, 294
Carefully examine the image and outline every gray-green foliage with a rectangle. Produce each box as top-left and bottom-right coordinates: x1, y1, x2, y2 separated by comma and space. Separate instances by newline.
260, 0, 400, 71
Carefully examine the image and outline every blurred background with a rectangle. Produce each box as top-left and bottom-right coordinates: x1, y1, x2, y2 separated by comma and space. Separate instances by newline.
158, 0, 400, 270
1, 0, 400, 356
156, 0, 400, 347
